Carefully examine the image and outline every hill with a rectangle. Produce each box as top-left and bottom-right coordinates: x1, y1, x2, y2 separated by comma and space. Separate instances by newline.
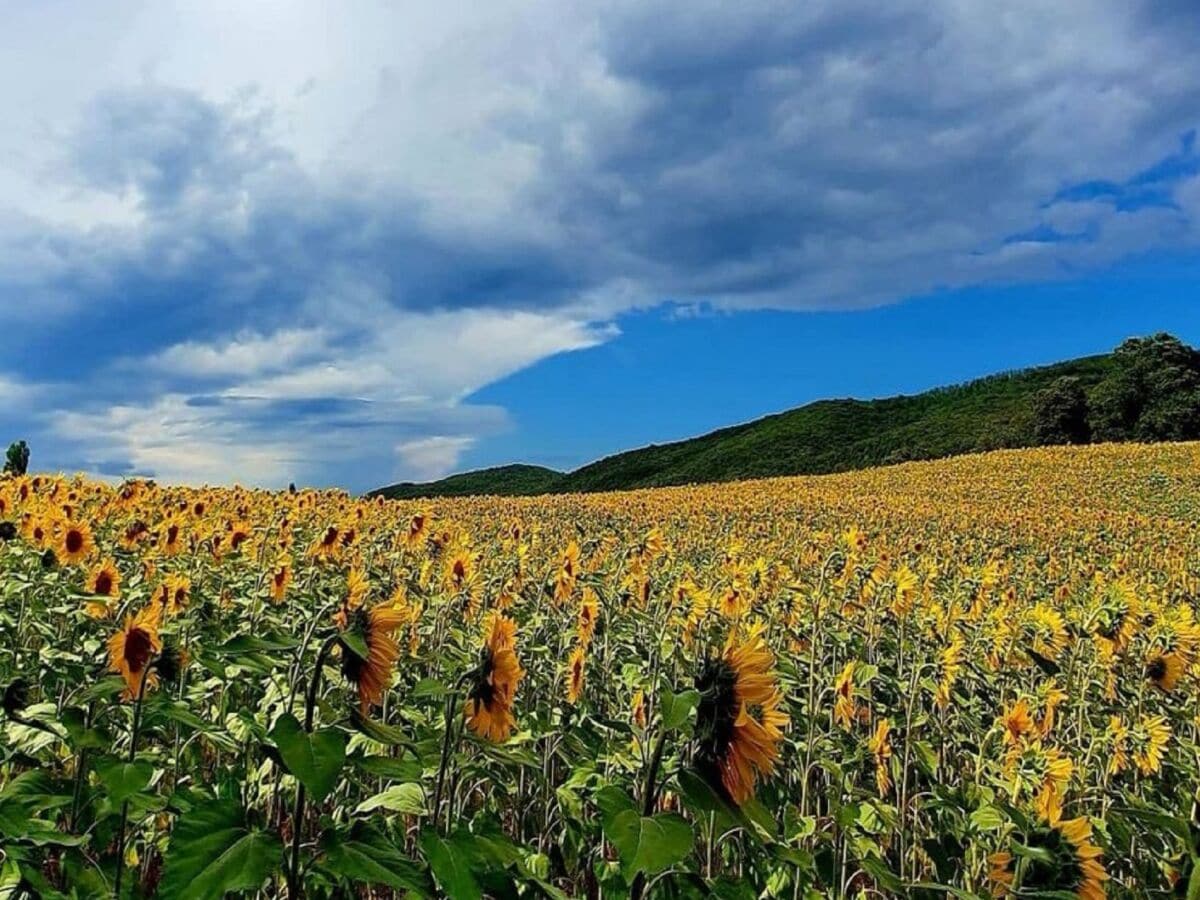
370, 333, 1200, 499
370, 464, 562, 500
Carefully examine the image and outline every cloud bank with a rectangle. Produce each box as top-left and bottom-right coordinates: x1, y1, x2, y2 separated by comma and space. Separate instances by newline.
0, 0, 1198, 488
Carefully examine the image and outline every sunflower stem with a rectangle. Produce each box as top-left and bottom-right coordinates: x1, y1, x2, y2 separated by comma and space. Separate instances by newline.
433, 673, 471, 834
286, 634, 339, 900
113, 655, 157, 899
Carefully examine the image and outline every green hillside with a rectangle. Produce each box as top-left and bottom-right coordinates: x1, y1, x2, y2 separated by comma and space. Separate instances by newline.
370, 464, 562, 500
370, 333, 1200, 499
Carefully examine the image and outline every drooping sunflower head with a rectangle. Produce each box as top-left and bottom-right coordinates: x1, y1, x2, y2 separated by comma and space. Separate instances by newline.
108, 605, 163, 698
1021, 816, 1108, 900
340, 603, 407, 712
465, 612, 524, 742
1145, 650, 1183, 692
998, 698, 1035, 745
694, 624, 788, 805
577, 589, 599, 646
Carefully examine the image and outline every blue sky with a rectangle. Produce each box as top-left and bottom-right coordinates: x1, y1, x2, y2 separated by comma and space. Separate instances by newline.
1, 2, 1199, 491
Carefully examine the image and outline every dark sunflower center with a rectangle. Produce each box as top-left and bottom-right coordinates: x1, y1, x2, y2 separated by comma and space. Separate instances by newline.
1146, 657, 1167, 681
65, 530, 83, 554
468, 649, 497, 709
322, 527, 338, 547
230, 531, 248, 549
125, 628, 153, 673
695, 657, 740, 785
340, 608, 372, 684
95, 572, 113, 595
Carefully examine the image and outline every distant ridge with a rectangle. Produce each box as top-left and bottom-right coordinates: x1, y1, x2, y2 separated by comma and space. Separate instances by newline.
369, 333, 1200, 499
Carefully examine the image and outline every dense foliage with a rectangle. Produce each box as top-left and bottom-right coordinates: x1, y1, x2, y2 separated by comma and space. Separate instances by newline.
3, 443, 1200, 897
374, 334, 1200, 500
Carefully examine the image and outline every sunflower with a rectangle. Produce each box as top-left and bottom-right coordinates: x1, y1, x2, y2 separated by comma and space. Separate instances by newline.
158, 575, 190, 617
565, 645, 586, 704
577, 589, 599, 646
554, 541, 580, 605
833, 660, 859, 730
225, 519, 254, 554
718, 580, 749, 620
694, 623, 788, 805
1129, 715, 1170, 776
19, 512, 52, 549
85, 558, 121, 617
987, 851, 1015, 897
108, 605, 163, 698
998, 698, 1035, 745
160, 517, 185, 556
1105, 716, 1130, 776
269, 557, 292, 604
444, 547, 476, 595
1145, 650, 1183, 692
57, 520, 95, 565
1003, 740, 1073, 822
402, 511, 430, 549
340, 603, 407, 712
868, 718, 893, 795
991, 810, 1107, 899
465, 612, 524, 742
632, 688, 648, 730
309, 524, 341, 561
935, 631, 965, 709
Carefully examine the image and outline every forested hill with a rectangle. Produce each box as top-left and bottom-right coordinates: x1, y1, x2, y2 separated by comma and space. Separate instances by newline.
370, 333, 1200, 499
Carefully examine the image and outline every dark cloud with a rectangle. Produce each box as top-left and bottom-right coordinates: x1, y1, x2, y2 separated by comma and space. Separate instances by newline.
2, 1, 1199, 485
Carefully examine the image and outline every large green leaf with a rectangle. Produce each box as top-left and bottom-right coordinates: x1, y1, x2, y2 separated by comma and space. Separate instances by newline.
660, 689, 700, 731
354, 783, 427, 816
269, 713, 346, 802
160, 800, 281, 900
419, 828, 482, 900
605, 810, 694, 879
319, 824, 432, 895
93, 757, 154, 804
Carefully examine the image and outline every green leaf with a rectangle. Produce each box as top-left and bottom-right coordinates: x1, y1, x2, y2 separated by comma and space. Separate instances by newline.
660, 689, 700, 731
593, 785, 637, 832
355, 783, 427, 816
160, 800, 282, 900
410, 678, 448, 700
94, 757, 154, 804
269, 713, 346, 802
605, 810, 694, 879
74, 676, 127, 703
340, 631, 369, 661
674, 768, 744, 835
214, 633, 299, 655
1187, 863, 1200, 900
969, 806, 1006, 831
349, 709, 415, 748
419, 828, 482, 900
320, 824, 432, 895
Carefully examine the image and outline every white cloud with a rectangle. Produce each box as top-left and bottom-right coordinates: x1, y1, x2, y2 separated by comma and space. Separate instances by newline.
142, 327, 328, 378
3, 1, 1200, 487
394, 436, 476, 482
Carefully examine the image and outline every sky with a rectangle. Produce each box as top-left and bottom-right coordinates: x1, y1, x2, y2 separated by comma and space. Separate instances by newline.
0, 2, 1198, 492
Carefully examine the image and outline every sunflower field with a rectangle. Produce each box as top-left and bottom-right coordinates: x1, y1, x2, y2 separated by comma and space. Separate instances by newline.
2, 443, 1200, 899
